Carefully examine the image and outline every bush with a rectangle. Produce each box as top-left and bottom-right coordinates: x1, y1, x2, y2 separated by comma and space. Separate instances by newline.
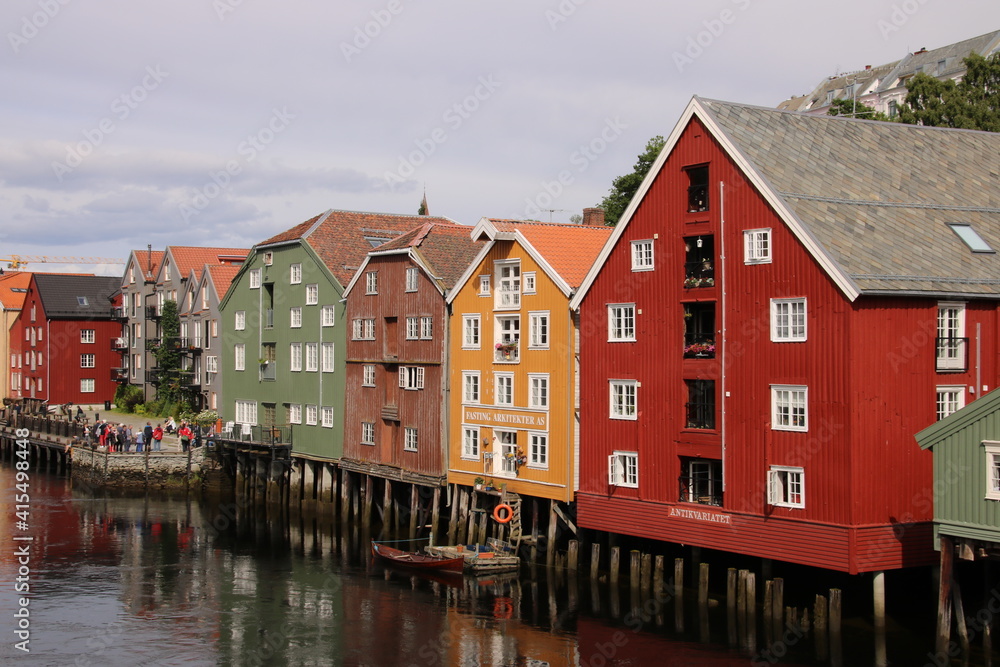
114, 385, 145, 413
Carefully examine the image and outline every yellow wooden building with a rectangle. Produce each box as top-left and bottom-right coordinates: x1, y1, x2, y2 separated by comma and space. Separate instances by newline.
446, 214, 611, 502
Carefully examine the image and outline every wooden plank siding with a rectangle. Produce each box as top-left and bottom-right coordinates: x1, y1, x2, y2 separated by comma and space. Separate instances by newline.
448, 239, 577, 502
575, 113, 953, 572
344, 253, 449, 482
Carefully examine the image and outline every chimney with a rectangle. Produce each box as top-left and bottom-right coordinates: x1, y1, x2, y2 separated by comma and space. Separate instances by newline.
865, 64, 872, 71
582, 207, 606, 227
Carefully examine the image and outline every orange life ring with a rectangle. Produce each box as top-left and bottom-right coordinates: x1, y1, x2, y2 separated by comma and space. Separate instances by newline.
493, 503, 513, 524
493, 597, 514, 619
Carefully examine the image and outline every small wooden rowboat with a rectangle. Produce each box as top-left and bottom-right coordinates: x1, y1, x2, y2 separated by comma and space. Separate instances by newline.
371, 541, 465, 573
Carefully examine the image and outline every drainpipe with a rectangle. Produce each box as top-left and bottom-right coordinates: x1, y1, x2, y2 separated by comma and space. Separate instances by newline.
719, 181, 727, 496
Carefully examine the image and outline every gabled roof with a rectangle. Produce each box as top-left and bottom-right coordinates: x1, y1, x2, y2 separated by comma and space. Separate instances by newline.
206, 264, 241, 301
0, 271, 34, 311
344, 222, 482, 297
124, 249, 164, 284
876, 30, 1000, 93
781, 61, 899, 113
449, 218, 612, 305
259, 209, 461, 287
32, 274, 119, 319
917, 388, 1000, 450
166, 246, 248, 279
572, 96, 1000, 308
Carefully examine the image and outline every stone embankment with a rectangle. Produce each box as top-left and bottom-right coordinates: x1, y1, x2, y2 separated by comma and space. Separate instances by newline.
71, 446, 212, 491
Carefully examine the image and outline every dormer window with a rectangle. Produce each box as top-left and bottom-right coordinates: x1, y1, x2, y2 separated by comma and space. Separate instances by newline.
947, 223, 994, 253
686, 165, 708, 213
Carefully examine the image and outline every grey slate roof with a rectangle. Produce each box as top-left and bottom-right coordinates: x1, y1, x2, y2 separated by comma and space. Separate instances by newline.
33, 273, 119, 318
698, 98, 1000, 297
876, 30, 1000, 93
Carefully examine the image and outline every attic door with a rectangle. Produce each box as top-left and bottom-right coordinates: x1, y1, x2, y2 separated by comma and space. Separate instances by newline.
262, 403, 276, 428
384, 317, 398, 360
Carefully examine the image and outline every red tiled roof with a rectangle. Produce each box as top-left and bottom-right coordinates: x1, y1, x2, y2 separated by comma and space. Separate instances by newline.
130, 249, 165, 281
168, 247, 249, 276
206, 264, 241, 299
0, 271, 33, 310
263, 210, 461, 287
486, 220, 612, 289
375, 223, 483, 290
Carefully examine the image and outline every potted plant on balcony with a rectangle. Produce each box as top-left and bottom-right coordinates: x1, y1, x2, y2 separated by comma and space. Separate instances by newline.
495, 341, 518, 360
684, 341, 716, 357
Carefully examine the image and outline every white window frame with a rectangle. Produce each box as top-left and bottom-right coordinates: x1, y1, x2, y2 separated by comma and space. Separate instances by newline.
321, 305, 336, 327
462, 426, 480, 460
235, 399, 257, 427
321, 406, 334, 428
290, 307, 302, 328
206, 356, 218, 374
478, 275, 491, 296
937, 302, 966, 371
321, 343, 335, 372
744, 228, 772, 264
353, 319, 375, 340
631, 239, 654, 271
608, 304, 635, 342
80, 353, 95, 368
235, 310, 246, 331
463, 314, 481, 349
290, 343, 302, 372
305, 342, 318, 372
768, 465, 805, 508
399, 366, 425, 390
249, 268, 261, 289
529, 432, 548, 468
362, 364, 376, 387
80, 378, 95, 393
529, 311, 549, 349
771, 298, 807, 342
494, 261, 521, 309
404, 427, 418, 452
936, 385, 966, 421
288, 403, 302, 425
365, 271, 378, 295
290, 263, 302, 284
405, 267, 419, 292
420, 316, 433, 340
234, 343, 245, 371
529, 374, 548, 410
80, 329, 95, 344
495, 373, 514, 406
406, 317, 420, 340
305, 404, 317, 426
984, 442, 1000, 501
523, 271, 536, 295
609, 380, 638, 420
463, 371, 480, 404
771, 385, 808, 431
361, 422, 375, 446
608, 451, 638, 487
305, 284, 319, 305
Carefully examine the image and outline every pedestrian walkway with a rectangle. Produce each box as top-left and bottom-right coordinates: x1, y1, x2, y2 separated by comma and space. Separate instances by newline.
82, 408, 182, 452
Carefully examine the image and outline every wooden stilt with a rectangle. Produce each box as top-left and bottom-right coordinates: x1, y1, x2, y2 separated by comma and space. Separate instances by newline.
568, 540, 579, 573
675, 558, 685, 634
629, 550, 641, 590
698, 562, 709, 607
952, 578, 970, 653
641, 553, 652, 596
873, 570, 887, 667
937, 536, 954, 656
746, 572, 757, 653
408, 484, 419, 540
772, 577, 784, 638
340, 470, 352, 523
610, 546, 620, 586
653, 555, 665, 599
546, 500, 558, 568
430, 487, 441, 546
591, 543, 601, 581
383, 479, 394, 532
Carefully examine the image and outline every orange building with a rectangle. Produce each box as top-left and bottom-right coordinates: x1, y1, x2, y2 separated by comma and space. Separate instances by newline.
446, 212, 611, 502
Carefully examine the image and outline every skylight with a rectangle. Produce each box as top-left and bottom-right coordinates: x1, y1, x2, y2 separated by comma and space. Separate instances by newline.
947, 223, 995, 253
77, 296, 89, 306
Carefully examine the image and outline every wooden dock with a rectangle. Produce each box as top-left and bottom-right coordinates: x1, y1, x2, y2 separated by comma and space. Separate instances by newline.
426, 544, 520, 574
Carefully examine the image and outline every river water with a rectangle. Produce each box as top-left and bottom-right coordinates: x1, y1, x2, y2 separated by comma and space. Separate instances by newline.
0, 462, 979, 666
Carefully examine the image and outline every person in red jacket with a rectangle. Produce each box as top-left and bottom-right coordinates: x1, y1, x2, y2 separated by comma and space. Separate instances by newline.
152, 424, 164, 452
178, 422, 193, 453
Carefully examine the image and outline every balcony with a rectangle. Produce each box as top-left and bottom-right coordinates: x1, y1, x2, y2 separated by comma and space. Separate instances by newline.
110, 337, 128, 351
494, 343, 519, 363
146, 369, 161, 384
164, 337, 202, 353
684, 235, 715, 289
146, 305, 161, 319
936, 337, 969, 372
678, 474, 723, 506
110, 368, 129, 382
683, 340, 715, 359
219, 423, 292, 447
260, 361, 276, 381
110, 306, 128, 320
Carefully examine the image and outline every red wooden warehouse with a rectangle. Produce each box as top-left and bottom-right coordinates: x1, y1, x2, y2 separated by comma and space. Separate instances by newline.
341, 222, 482, 491
10, 273, 121, 406
571, 97, 1000, 574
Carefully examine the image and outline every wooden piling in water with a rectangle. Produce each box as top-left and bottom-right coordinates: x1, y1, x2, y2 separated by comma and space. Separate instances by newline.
610, 546, 621, 586
591, 543, 601, 580
630, 550, 641, 590
772, 577, 784, 637
568, 540, 579, 573
698, 562, 709, 607
830, 587, 843, 642
641, 553, 652, 595
653, 555, 664, 598
546, 500, 557, 568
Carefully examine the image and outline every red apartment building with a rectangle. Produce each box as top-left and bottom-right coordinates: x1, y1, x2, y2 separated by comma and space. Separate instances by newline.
12, 273, 121, 405
571, 97, 1000, 574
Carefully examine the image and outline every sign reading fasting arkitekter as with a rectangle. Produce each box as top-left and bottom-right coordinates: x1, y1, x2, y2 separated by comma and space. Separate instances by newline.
462, 407, 548, 431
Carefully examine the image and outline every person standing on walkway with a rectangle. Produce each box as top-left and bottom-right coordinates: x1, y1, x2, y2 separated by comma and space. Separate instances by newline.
178, 422, 193, 453
143, 422, 153, 451
152, 424, 164, 452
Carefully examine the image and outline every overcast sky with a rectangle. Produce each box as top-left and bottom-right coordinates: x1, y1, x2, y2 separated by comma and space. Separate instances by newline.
2, 0, 997, 275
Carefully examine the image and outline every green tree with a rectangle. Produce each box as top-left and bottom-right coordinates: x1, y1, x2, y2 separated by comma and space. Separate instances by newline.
597, 135, 665, 226
896, 52, 1000, 131
826, 98, 890, 121
152, 300, 187, 406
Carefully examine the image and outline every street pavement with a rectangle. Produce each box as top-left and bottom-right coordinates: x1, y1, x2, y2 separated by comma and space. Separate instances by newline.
80, 408, 184, 452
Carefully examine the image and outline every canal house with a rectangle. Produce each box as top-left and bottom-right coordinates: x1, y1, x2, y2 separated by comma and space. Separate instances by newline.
339, 221, 479, 528
11, 273, 121, 406
570, 97, 1000, 574
446, 215, 611, 507
114, 248, 164, 398
217, 209, 459, 465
